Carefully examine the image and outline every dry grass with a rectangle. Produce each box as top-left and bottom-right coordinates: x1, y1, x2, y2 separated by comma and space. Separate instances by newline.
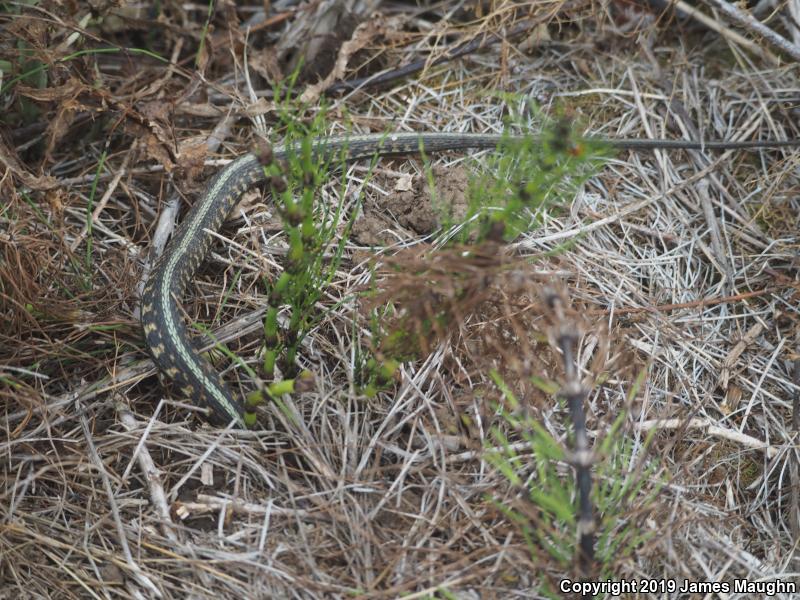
2, 1, 800, 598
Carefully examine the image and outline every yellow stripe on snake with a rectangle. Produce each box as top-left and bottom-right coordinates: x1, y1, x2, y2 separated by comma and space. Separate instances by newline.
140, 132, 800, 426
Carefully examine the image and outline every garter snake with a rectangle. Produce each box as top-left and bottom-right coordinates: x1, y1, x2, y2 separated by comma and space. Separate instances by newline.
140, 131, 800, 426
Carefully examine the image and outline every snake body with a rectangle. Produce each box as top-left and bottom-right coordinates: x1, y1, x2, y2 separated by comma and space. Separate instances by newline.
140, 132, 800, 426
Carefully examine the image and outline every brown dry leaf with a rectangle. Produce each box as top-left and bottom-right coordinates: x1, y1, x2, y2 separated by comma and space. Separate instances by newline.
720, 384, 743, 415
45, 189, 67, 226
15, 80, 86, 103
6, 18, 49, 61
0, 137, 58, 191
248, 47, 283, 84
121, 118, 171, 172
299, 14, 403, 104
46, 101, 79, 160
139, 99, 171, 123
140, 99, 175, 144
144, 132, 175, 173
243, 97, 273, 118
176, 102, 225, 117
177, 139, 209, 183
17, 80, 96, 160
132, 100, 177, 172
519, 22, 551, 52
195, 30, 211, 71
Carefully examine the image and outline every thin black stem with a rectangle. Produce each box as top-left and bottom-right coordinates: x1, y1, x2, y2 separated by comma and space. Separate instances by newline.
547, 290, 596, 585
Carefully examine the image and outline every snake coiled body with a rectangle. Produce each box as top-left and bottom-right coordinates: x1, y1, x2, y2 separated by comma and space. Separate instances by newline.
140, 132, 800, 426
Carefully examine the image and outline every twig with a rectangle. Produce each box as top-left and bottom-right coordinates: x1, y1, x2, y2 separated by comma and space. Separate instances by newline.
737, 337, 785, 433
587, 286, 780, 316
69, 141, 138, 252
702, 0, 800, 62
174, 493, 317, 520
791, 0, 800, 46
790, 360, 800, 541
663, 0, 780, 64
242, 26, 269, 140
717, 322, 764, 394
79, 411, 162, 597
117, 403, 179, 543
697, 178, 734, 291
167, 421, 238, 501
635, 417, 780, 458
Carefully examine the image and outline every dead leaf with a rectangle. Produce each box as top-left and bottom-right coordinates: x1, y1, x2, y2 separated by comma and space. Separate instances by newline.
140, 99, 172, 123
248, 48, 283, 84
144, 132, 175, 173
17, 81, 96, 160
519, 23, 551, 52
0, 137, 58, 190
177, 139, 208, 182
45, 188, 67, 225
243, 97, 274, 118
15, 80, 86, 103
300, 15, 403, 104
